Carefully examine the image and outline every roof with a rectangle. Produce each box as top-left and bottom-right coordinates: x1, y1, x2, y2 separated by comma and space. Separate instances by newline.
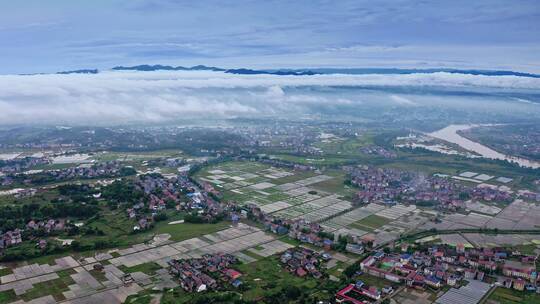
225, 269, 242, 279
435, 280, 491, 304
336, 284, 365, 304
425, 276, 441, 283
296, 268, 308, 276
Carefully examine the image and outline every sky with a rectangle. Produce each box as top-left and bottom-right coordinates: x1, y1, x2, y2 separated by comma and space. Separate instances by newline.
1, 0, 539, 74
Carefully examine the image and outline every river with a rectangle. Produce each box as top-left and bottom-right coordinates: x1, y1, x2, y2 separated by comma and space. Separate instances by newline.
428, 124, 540, 169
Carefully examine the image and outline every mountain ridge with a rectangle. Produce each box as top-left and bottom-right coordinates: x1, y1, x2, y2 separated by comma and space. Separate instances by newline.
109, 65, 540, 78
22, 65, 540, 78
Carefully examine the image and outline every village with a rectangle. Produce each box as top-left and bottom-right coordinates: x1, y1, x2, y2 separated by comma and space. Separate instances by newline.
1, 161, 135, 189
336, 241, 539, 304
0, 153, 539, 304
168, 253, 242, 292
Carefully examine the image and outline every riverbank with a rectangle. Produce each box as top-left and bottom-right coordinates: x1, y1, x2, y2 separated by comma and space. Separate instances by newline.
429, 124, 540, 169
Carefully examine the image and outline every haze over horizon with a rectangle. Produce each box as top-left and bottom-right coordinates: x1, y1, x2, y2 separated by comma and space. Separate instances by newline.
1, 70, 540, 126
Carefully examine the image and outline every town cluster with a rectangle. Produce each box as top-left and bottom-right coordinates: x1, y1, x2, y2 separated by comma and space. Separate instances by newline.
245, 204, 338, 251
360, 145, 397, 158
1, 218, 71, 252
279, 247, 329, 279
346, 165, 513, 210
1, 219, 74, 253
0, 156, 49, 174
26, 219, 66, 234
0, 229, 22, 251
168, 253, 243, 292
1, 161, 134, 187
47, 161, 133, 180
128, 174, 228, 231
335, 243, 539, 303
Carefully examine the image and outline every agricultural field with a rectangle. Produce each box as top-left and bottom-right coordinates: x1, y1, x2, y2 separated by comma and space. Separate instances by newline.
90, 150, 185, 163
485, 287, 540, 304
195, 160, 438, 247
194, 161, 356, 223
265, 130, 540, 189
350, 214, 391, 231
0, 222, 306, 304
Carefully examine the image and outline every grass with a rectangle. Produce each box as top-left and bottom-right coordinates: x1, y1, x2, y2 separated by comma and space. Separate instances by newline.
327, 261, 346, 277
269, 153, 357, 166
57, 268, 76, 278
279, 237, 302, 247
92, 150, 184, 163
0, 188, 60, 206
265, 192, 291, 202
125, 292, 154, 304
19, 275, 75, 302
241, 250, 264, 261
83, 209, 207, 246
153, 221, 230, 242
0, 290, 17, 303
235, 256, 319, 301
23, 251, 72, 266
313, 135, 374, 156
118, 262, 162, 275
89, 269, 108, 282
272, 171, 318, 184
485, 287, 540, 304
354, 273, 390, 289
85, 210, 139, 243
511, 243, 539, 255
310, 170, 355, 197
350, 214, 391, 231
17, 214, 228, 267
0, 267, 13, 276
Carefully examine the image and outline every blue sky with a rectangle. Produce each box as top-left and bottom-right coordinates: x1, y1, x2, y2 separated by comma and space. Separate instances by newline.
0, 0, 539, 73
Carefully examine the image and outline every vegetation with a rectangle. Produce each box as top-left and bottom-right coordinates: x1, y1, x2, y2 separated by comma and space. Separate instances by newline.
350, 214, 390, 231
19, 275, 75, 302
486, 287, 540, 304
119, 262, 162, 275
160, 256, 342, 304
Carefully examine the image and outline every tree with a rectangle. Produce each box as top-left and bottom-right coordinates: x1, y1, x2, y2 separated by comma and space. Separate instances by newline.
284, 285, 302, 299
154, 212, 168, 222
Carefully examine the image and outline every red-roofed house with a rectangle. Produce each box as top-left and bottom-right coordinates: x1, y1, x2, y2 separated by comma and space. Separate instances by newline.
224, 269, 242, 281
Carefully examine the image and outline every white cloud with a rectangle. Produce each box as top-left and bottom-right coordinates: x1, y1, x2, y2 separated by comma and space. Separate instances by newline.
390, 95, 417, 106
0, 70, 539, 125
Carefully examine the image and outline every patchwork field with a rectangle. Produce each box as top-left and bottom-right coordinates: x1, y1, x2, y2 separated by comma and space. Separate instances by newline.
421, 199, 540, 232
196, 161, 441, 247
195, 161, 356, 223
0, 222, 300, 304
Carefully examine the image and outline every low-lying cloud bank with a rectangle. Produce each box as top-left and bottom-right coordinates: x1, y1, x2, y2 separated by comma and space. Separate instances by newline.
1, 71, 539, 125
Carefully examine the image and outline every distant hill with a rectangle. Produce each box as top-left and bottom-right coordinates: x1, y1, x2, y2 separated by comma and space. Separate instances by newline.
47, 65, 540, 78
298, 68, 540, 78
226, 68, 540, 78
111, 65, 317, 75
112, 65, 225, 71
224, 68, 317, 76
56, 69, 99, 74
